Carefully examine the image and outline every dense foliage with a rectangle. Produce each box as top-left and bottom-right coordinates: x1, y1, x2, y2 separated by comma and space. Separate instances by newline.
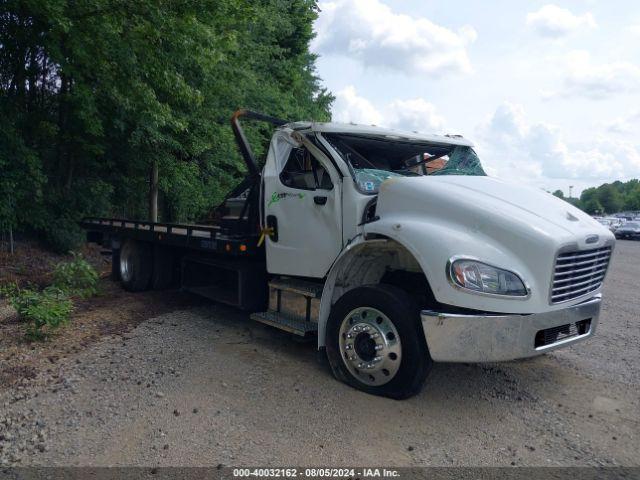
0, 282, 73, 339
1, 253, 98, 339
52, 251, 99, 298
552, 179, 640, 215
0, 0, 332, 251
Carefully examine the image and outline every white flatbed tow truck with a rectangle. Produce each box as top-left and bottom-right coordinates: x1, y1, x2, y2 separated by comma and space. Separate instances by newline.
83, 109, 615, 399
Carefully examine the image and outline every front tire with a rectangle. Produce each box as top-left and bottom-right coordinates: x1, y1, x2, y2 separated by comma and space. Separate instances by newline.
326, 284, 432, 399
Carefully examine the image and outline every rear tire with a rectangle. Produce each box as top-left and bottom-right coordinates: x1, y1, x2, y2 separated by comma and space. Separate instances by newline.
326, 284, 432, 399
119, 240, 152, 292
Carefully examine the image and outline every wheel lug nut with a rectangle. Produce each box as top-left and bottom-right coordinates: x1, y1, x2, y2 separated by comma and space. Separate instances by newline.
369, 333, 379, 339
374, 345, 383, 351
373, 356, 382, 363
345, 344, 353, 350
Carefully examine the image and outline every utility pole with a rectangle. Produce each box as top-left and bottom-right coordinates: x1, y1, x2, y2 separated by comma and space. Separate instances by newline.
149, 161, 158, 222
569, 185, 573, 198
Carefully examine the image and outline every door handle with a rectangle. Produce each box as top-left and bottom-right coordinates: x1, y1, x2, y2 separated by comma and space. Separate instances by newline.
314, 196, 327, 205
266, 215, 278, 242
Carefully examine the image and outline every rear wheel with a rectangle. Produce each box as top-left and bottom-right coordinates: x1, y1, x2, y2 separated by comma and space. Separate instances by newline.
119, 239, 152, 292
326, 284, 432, 399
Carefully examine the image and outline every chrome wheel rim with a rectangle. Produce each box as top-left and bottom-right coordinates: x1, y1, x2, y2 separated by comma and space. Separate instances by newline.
120, 251, 133, 283
338, 307, 402, 386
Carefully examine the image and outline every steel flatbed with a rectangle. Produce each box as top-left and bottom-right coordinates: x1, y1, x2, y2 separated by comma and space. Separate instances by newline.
81, 217, 261, 257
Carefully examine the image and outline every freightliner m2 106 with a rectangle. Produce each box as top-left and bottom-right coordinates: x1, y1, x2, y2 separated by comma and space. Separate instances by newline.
83, 110, 615, 399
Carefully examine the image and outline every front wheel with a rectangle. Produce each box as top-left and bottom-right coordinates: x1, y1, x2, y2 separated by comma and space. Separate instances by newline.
326, 284, 432, 399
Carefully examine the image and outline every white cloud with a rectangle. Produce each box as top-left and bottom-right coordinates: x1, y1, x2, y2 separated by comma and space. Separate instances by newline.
331, 86, 445, 133
606, 111, 640, 134
549, 50, 640, 99
477, 102, 640, 182
313, 0, 476, 76
331, 86, 384, 125
385, 98, 446, 132
526, 4, 596, 38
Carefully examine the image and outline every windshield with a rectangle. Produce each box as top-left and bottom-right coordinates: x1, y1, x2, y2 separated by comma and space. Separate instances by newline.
624, 222, 639, 228
323, 133, 486, 193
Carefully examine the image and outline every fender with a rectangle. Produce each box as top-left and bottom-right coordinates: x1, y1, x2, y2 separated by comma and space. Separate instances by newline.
317, 234, 427, 348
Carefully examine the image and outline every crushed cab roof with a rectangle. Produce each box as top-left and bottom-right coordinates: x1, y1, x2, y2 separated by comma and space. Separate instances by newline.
285, 121, 474, 147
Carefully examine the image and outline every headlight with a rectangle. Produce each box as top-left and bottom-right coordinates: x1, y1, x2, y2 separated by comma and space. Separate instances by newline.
448, 259, 528, 297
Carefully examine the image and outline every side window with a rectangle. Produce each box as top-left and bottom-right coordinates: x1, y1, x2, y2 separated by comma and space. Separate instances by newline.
280, 147, 333, 190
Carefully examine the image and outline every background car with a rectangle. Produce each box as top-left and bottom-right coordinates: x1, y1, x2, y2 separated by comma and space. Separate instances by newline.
604, 217, 624, 233
596, 218, 615, 232
614, 221, 640, 239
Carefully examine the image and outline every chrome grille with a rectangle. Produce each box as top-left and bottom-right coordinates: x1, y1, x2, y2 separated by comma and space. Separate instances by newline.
551, 246, 612, 304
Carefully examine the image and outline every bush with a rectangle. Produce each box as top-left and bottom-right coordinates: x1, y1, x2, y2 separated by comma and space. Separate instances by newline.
0, 283, 73, 340
52, 252, 99, 298
44, 218, 87, 254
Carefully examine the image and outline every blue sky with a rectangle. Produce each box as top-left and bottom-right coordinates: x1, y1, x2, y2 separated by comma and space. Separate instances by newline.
311, 0, 640, 196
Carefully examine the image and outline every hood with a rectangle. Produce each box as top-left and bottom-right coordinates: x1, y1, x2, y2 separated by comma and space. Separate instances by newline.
368, 175, 614, 314
376, 175, 613, 246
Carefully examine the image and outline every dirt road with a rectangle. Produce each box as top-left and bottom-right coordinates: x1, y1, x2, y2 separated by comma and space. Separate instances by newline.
1, 242, 638, 467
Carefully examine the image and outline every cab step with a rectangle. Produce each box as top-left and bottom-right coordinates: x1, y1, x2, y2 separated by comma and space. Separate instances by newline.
268, 277, 323, 298
250, 311, 318, 336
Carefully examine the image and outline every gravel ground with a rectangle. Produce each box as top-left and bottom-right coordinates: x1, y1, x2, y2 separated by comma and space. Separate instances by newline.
0, 241, 638, 467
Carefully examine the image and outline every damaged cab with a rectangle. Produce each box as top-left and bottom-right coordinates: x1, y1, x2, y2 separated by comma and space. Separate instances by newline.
262, 121, 614, 398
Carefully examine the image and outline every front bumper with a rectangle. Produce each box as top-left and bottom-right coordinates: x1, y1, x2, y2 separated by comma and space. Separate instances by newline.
421, 295, 601, 362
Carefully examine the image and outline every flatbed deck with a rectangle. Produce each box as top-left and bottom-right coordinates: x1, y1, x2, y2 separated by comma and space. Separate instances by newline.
81, 217, 261, 257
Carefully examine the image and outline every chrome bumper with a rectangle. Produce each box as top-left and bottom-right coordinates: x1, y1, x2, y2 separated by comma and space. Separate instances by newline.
421, 295, 601, 362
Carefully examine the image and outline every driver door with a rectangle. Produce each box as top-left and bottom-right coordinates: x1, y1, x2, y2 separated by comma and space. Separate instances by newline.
263, 131, 342, 278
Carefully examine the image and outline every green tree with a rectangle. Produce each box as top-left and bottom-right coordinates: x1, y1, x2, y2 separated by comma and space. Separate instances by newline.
564, 197, 582, 210
622, 181, 640, 211
597, 184, 623, 214
580, 188, 603, 215
1, 0, 332, 250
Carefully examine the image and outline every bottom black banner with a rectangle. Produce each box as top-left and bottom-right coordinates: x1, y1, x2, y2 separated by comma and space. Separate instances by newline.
0, 467, 639, 480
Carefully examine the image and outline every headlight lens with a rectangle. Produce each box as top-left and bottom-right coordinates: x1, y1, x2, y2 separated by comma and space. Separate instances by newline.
450, 259, 528, 297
